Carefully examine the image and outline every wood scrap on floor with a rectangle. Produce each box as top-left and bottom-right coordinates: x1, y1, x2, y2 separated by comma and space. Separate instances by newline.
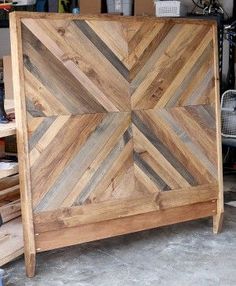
0, 174, 20, 225
0, 217, 23, 267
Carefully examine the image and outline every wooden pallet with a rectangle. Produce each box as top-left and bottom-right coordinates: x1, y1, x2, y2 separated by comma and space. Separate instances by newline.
10, 12, 223, 277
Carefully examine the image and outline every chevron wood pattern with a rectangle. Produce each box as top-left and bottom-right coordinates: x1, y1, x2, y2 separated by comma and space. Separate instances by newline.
28, 113, 139, 212
132, 106, 218, 194
10, 13, 223, 277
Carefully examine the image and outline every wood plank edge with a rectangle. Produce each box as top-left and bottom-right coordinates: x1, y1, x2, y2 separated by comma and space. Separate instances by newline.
212, 24, 224, 233
0, 248, 24, 267
0, 217, 24, 267
0, 122, 16, 138
0, 200, 21, 224
34, 185, 218, 233
10, 11, 217, 26
10, 12, 36, 278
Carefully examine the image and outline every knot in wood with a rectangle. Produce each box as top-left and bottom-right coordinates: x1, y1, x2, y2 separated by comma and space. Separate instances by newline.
57, 27, 65, 36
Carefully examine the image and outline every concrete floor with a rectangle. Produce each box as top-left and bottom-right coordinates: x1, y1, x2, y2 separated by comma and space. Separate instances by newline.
3, 175, 236, 286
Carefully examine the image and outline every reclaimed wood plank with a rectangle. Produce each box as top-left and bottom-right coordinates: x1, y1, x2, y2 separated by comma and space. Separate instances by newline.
0, 185, 20, 205
10, 12, 36, 278
34, 184, 218, 233
0, 199, 21, 224
0, 163, 18, 180
3, 56, 14, 100
212, 24, 224, 233
0, 122, 16, 137
35, 201, 217, 252
0, 217, 23, 267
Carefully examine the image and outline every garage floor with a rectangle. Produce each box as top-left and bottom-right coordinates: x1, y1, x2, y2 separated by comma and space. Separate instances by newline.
3, 175, 236, 286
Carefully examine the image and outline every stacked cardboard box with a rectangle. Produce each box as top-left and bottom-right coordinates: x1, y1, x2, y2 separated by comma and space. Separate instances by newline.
134, 0, 155, 16
79, 0, 155, 16
80, 0, 104, 14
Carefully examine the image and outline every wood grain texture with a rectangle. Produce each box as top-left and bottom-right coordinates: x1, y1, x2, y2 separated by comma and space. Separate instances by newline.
10, 12, 36, 278
132, 106, 218, 194
212, 24, 224, 234
3, 55, 14, 99
10, 12, 223, 277
28, 113, 136, 212
0, 217, 23, 267
0, 199, 21, 224
0, 185, 20, 205
0, 174, 19, 192
0, 174, 19, 226
35, 201, 217, 252
0, 164, 18, 180
34, 185, 217, 233
0, 121, 16, 137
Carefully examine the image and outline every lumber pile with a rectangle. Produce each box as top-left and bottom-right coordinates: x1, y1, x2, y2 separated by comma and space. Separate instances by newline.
0, 98, 20, 226
0, 172, 22, 268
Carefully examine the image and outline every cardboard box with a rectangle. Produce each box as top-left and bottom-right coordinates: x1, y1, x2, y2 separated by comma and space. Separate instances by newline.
80, 0, 102, 14
134, 0, 155, 16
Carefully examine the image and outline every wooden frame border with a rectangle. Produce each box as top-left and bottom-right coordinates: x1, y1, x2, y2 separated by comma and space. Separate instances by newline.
10, 12, 36, 277
9, 11, 218, 25
212, 24, 224, 234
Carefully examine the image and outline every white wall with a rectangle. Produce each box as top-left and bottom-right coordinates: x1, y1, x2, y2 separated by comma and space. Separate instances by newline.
0, 28, 10, 58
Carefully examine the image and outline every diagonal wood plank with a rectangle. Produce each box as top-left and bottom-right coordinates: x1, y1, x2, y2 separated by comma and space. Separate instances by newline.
31, 114, 106, 209
132, 110, 198, 186
127, 22, 174, 79
74, 20, 129, 79
132, 107, 218, 194
22, 18, 130, 113
32, 113, 136, 212
22, 23, 107, 116
131, 25, 213, 110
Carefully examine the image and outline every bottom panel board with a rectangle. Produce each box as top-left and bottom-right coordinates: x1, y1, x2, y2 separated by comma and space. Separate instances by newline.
35, 200, 216, 252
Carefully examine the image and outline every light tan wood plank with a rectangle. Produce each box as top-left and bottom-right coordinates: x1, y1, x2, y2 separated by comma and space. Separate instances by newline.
3, 56, 14, 100
212, 25, 224, 233
34, 184, 217, 233
0, 217, 23, 267
0, 199, 21, 223
35, 201, 216, 252
10, 12, 36, 277
0, 122, 16, 137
